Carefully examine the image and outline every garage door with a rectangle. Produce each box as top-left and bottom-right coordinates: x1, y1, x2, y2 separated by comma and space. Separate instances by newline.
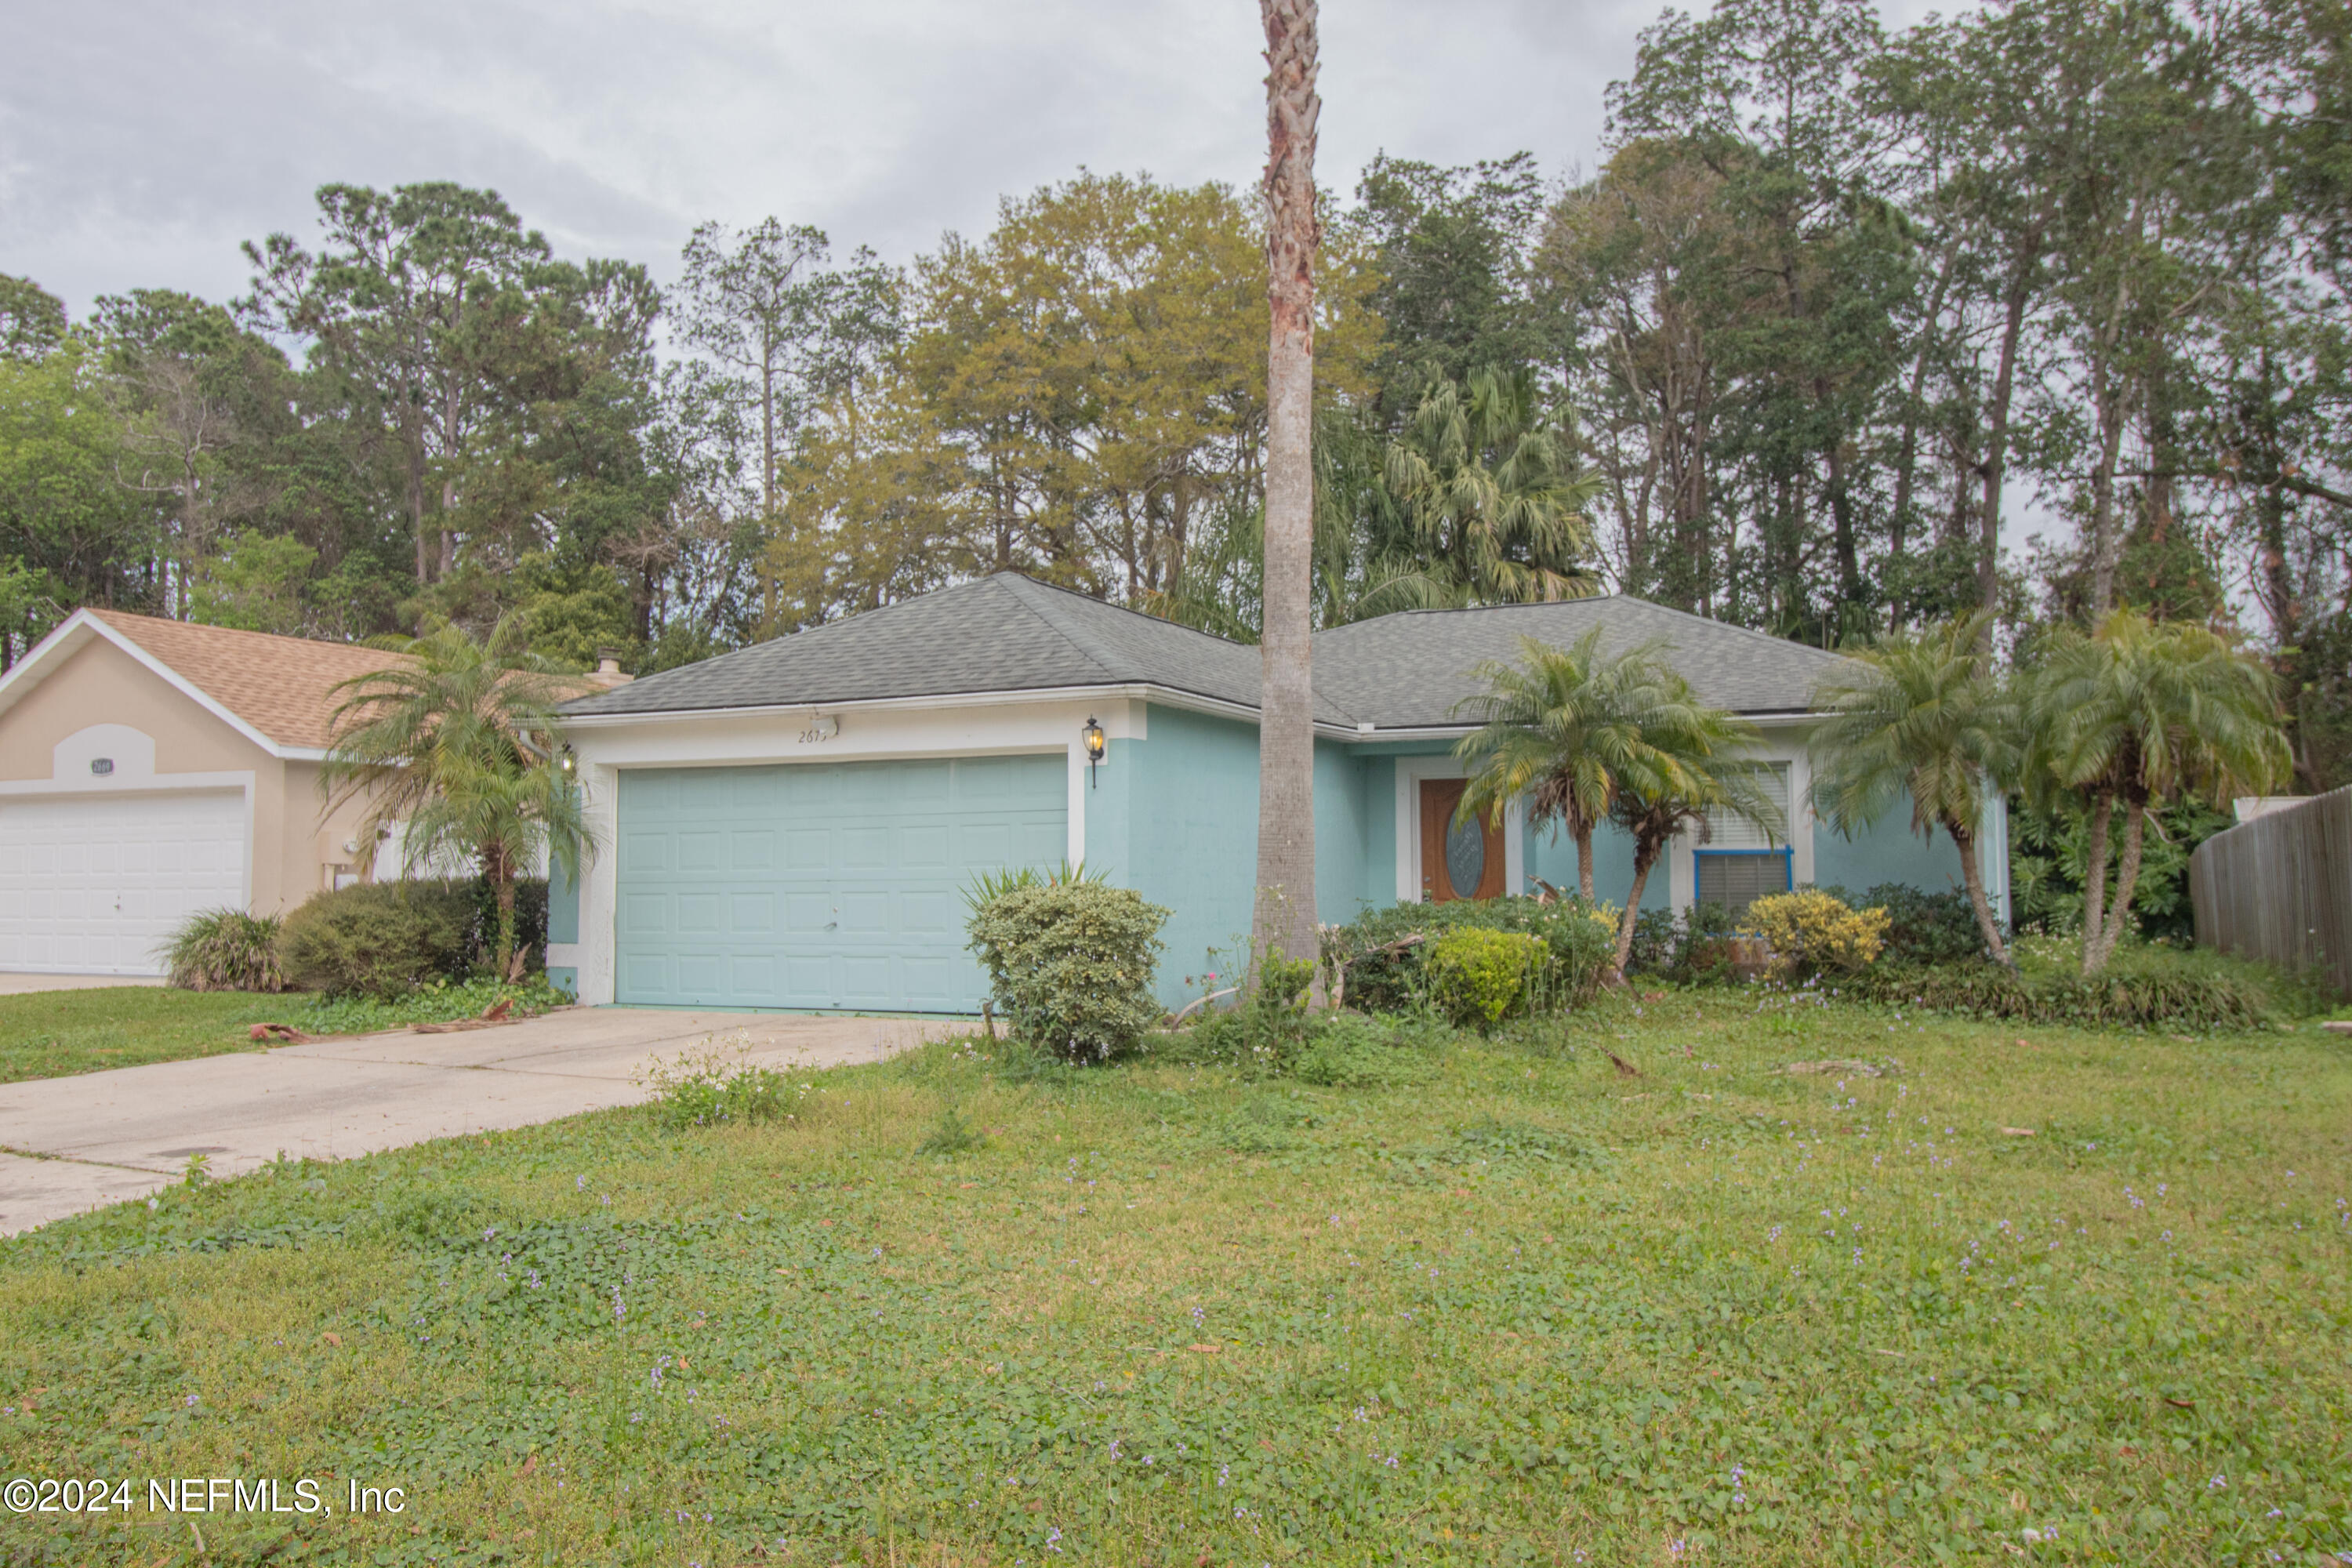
0, 791, 249, 975
615, 755, 1068, 1011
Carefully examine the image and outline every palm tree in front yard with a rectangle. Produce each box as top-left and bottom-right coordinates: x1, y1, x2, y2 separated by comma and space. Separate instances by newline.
1602, 673, 1780, 977
1252, 0, 1324, 985
323, 617, 593, 980
1452, 630, 1679, 900
2026, 611, 2288, 974
1809, 611, 2018, 967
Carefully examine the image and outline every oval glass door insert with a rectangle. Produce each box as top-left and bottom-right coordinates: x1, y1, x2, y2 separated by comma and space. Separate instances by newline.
1444, 812, 1486, 898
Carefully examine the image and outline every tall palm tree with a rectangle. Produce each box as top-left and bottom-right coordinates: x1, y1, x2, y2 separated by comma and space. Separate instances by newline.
1809, 611, 2020, 967
1383, 367, 1602, 604
1253, 0, 1322, 981
1602, 673, 1779, 975
2028, 611, 2288, 972
323, 617, 594, 979
1451, 630, 1679, 899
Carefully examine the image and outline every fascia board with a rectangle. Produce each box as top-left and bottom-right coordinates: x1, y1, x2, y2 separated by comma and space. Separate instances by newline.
86, 616, 303, 760
560, 681, 1365, 740
1345, 710, 1828, 743
0, 612, 100, 722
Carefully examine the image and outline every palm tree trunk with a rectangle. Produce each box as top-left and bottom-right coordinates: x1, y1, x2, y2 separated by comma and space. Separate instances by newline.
1574, 822, 1596, 902
1944, 818, 2011, 967
2085, 798, 2147, 975
495, 873, 518, 983
1612, 837, 1662, 976
2079, 790, 2112, 960
1252, 0, 1322, 986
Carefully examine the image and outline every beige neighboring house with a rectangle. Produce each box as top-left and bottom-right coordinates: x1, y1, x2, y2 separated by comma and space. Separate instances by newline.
0, 610, 411, 977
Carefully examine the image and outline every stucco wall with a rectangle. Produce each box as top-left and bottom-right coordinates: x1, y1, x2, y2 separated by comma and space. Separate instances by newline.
0, 635, 268, 782
0, 633, 383, 917
1526, 819, 1674, 913
1089, 707, 1400, 1003
1091, 705, 1265, 1000
1812, 790, 2010, 924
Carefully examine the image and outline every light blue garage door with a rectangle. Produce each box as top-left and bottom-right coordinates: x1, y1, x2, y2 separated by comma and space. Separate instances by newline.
615, 754, 1067, 1011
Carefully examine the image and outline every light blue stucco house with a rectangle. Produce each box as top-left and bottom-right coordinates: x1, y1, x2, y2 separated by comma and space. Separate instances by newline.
545, 573, 2006, 1011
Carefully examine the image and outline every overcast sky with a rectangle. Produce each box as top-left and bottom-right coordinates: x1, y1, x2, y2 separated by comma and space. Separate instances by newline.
4, 0, 1955, 319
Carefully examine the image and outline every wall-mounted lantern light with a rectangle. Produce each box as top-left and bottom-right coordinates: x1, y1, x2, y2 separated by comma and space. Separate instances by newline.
1081, 717, 1105, 788
558, 743, 576, 776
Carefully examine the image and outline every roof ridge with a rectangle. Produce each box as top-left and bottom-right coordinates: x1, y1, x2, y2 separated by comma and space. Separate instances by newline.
984, 575, 1128, 683
90, 608, 403, 660
1314, 593, 1849, 661
990, 571, 1255, 652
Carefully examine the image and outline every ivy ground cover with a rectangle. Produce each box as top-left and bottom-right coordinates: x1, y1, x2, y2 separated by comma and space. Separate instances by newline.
1, 995, 2347, 1566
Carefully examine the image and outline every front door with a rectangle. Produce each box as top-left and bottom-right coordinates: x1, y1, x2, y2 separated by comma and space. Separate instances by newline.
1418, 779, 1505, 902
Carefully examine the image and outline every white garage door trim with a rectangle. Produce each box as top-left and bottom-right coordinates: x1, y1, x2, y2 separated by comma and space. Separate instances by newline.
0, 778, 256, 976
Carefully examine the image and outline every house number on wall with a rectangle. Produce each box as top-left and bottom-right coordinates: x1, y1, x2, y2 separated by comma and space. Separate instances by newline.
797, 715, 840, 745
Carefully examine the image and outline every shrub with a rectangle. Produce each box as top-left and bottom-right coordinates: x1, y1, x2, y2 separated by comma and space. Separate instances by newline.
466, 876, 549, 971
1622, 900, 1754, 983
1329, 895, 1614, 1014
1748, 889, 1890, 976
161, 908, 289, 992
280, 880, 476, 996
1425, 927, 1548, 1027
1169, 950, 1322, 1074
1842, 962, 2275, 1033
967, 880, 1171, 1062
1817, 883, 1986, 965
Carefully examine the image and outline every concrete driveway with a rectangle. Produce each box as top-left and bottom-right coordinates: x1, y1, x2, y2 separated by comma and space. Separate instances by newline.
0, 1007, 963, 1236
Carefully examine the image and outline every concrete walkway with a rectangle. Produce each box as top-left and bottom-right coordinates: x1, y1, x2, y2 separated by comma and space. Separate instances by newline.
0, 1007, 962, 1236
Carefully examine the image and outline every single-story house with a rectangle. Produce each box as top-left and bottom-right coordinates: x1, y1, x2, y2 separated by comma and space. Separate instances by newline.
553, 573, 2007, 1011
0, 609, 626, 977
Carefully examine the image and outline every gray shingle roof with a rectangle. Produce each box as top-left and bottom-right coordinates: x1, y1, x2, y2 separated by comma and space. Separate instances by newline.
563, 574, 1848, 728
564, 574, 1347, 724
1310, 596, 1853, 726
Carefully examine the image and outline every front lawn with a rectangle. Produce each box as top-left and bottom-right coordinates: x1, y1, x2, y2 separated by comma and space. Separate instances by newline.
0, 978, 572, 1084
2, 994, 2347, 1565
0, 988, 284, 1083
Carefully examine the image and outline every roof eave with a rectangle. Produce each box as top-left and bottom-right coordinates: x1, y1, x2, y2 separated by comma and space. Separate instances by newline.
0, 610, 314, 760
561, 680, 1363, 738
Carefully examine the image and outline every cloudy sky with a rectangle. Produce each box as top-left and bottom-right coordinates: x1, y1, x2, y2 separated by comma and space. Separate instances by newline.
5, 0, 1951, 318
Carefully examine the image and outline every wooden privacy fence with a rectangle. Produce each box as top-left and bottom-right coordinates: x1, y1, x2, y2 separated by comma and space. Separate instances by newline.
2190, 786, 2352, 997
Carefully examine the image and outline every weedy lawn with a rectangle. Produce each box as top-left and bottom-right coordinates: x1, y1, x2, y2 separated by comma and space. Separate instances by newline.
0, 978, 573, 1083
1, 992, 2347, 1566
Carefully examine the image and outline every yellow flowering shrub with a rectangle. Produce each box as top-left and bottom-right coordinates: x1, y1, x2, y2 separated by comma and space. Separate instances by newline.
1746, 890, 1892, 976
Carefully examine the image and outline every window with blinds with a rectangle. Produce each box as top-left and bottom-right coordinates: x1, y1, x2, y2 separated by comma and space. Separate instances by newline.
1695, 850, 1792, 915
1704, 762, 1791, 849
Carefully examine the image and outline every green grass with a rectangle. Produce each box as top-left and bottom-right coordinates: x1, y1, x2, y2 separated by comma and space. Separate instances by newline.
0, 988, 285, 1083
1, 994, 2347, 1566
0, 978, 572, 1084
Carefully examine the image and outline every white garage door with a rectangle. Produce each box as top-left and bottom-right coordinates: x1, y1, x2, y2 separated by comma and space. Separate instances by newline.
0, 792, 249, 975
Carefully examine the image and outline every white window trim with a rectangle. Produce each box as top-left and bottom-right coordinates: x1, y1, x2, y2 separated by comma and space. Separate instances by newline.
1668, 737, 1814, 914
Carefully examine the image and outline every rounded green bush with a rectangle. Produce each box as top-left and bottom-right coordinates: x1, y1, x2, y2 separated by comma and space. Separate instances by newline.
967, 880, 1170, 1062
1424, 927, 1548, 1028
281, 880, 477, 997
